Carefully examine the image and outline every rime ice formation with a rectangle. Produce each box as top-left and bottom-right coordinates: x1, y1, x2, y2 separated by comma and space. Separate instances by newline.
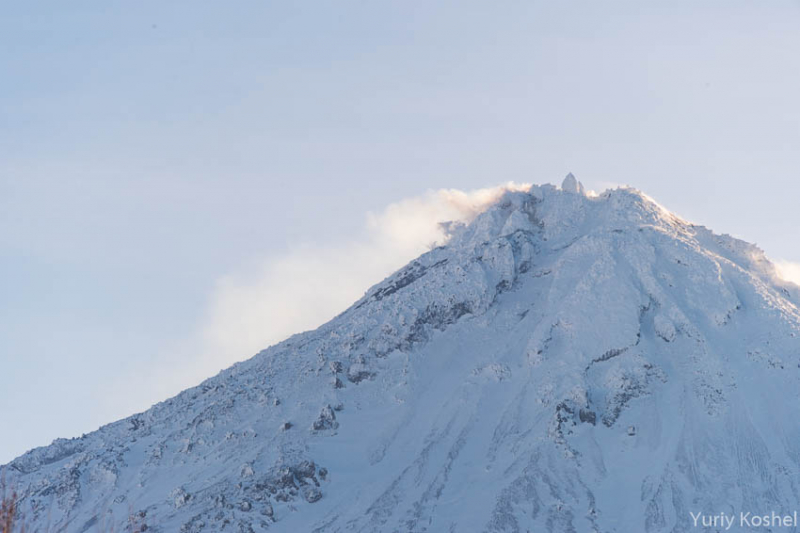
4, 182, 800, 532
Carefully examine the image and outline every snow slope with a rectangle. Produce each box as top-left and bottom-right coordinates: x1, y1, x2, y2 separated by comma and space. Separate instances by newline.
5, 178, 800, 532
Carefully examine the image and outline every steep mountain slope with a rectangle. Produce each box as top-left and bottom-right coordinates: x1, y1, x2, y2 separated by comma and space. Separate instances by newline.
5, 179, 800, 533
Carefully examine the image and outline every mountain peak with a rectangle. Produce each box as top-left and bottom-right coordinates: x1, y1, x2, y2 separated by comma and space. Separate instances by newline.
5, 179, 800, 533
447, 182, 677, 256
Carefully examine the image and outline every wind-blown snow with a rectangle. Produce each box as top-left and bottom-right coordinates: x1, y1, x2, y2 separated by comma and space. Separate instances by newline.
775, 260, 800, 287
4, 179, 800, 532
195, 182, 531, 369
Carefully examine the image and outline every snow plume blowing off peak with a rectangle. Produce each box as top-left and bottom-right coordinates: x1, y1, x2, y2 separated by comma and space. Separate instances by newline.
196, 182, 532, 368
775, 259, 800, 286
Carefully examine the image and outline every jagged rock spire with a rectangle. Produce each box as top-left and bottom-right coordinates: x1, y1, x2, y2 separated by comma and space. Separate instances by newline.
561, 172, 585, 194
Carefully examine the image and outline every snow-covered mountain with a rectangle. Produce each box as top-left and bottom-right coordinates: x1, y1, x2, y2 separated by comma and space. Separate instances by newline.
5, 177, 800, 532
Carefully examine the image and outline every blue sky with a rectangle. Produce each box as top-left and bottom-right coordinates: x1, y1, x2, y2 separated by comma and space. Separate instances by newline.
2, 1, 800, 463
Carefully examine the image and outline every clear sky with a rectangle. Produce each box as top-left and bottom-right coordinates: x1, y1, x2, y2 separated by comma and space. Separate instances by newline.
2, 1, 799, 464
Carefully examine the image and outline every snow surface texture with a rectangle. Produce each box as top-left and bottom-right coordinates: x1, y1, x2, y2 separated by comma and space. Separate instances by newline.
5, 178, 800, 532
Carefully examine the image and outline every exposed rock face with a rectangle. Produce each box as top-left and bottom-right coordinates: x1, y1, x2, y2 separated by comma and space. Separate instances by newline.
4, 182, 800, 532
311, 405, 338, 431
346, 363, 373, 383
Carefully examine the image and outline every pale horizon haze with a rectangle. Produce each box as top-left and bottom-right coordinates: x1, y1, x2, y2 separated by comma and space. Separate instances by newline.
2, 1, 800, 464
